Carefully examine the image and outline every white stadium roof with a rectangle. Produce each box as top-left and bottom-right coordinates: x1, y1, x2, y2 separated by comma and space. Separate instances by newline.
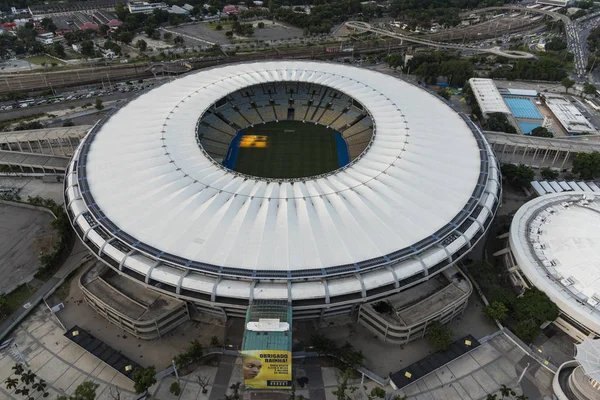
66, 61, 499, 306
510, 192, 600, 335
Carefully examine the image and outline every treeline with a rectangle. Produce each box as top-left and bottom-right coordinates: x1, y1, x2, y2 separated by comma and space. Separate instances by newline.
407, 52, 475, 86
273, 0, 366, 35
389, 0, 511, 29
490, 57, 568, 81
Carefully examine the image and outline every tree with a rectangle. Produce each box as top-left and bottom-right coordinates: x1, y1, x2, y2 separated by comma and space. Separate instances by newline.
132, 366, 156, 394
95, 98, 104, 110
117, 31, 134, 44
484, 301, 508, 322
197, 375, 210, 394
583, 82, 597, 98
561, 77, 575, 93
80, 40, 95, 57
170, 381, 181, 396
0, 294, 7, 317
173, 35, 184, 46
216, 24, 223, 30
226, 31, 233, 38
225, 382, 241, 400
57, 381, 98, 400
512, 288, 558, 342
332, 369, 357, 400
20, 370, 36, 385
163, 32, 173, 41
135, 39, 147, 51
501, 164, 535, 188
258, 22, 265, 28
99, 24, 110, 36
486, 395, 497, 400
486, 113, 517, 134
370, 387, 386, 399
499, 384, 516, 399
572, 151, 600, 180
115, 2, 129, 21
530, 126, 552, 138
437, 87, 451, 100
52, 42, 66, 58
427, 321, 453, 351
541, 168, 559, 180
5, 377, 18, 390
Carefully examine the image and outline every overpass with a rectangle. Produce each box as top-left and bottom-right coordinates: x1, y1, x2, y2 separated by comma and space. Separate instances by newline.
484, 131, 600, 170
345, 21, 535, 59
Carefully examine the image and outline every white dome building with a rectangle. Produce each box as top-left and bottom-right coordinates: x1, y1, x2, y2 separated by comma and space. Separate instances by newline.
65, 61, 500, 324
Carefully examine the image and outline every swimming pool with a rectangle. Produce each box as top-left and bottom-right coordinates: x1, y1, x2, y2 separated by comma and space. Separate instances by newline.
504, 97, 543, 120
518, 121, 544, 134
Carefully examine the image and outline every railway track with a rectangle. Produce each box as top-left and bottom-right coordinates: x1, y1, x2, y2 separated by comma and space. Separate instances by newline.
0, 44, 404, 95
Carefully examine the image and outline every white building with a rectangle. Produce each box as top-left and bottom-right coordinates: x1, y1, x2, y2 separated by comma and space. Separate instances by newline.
545, 95, 597, 135
468, 78, 511, 118
65, 61, 500, 321
127, 2, 168, 14
506, 193, 600, 342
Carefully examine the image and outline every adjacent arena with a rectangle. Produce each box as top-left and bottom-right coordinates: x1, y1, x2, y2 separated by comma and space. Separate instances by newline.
507, 192, 600, 341
65, 61, 500, 321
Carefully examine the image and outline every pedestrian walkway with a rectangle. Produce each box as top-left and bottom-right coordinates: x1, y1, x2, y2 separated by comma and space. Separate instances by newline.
0, 240, 90, 342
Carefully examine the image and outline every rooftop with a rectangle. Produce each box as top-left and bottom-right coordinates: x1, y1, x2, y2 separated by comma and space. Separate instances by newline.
468, 78, 511, 116
545, 95, 597, 134
242, 301, 292, 352
510, 192, 600, 335
80, 263, 186, 322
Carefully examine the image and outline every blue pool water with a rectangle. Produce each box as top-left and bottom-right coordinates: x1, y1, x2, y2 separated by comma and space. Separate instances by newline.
504, 97, 543, 119
518, 121, 543, 134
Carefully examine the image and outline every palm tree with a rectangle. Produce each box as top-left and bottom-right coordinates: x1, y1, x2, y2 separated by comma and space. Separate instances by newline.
20, 370, 36, 386
486, 395, 498, 400
5, 377, 19, 390
12, 363, 24, 376
32, 378, 49, 397
15, 387, 30, 397
515, 395, 528, 400
499, 385, 515, 399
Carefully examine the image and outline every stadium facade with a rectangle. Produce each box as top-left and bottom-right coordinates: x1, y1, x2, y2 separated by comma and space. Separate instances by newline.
65, 61, 500, 326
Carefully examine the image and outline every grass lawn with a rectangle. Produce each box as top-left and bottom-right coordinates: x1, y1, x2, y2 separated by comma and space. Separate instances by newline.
25, 55, 66, 65
207, 22, 232, 31
1, 284, 38, 318
231, 120, 341, 179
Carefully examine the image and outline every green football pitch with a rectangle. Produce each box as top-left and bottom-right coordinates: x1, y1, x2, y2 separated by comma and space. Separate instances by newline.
232, 121, 341, 179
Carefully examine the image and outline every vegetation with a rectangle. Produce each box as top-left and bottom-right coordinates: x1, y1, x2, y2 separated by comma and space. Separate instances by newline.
311, 333, 364, 368
197, 375, 210, 394
57, 381, 99, 400
408, 52, 474, 86
225, 382, 241, 400
174, 340, 204, 368
332, 369, 358, 400
470, 261, 558, 343
530, 126, 553, 138
500, 164, 534, 189
540, 168, 559, 180
14, 121, 44, 131
169, 381, 182, 396
485, 113, 516, 134
4, 363, 49, 399
26, 196, 73, 279
95, 98, 104, 110
427, 321, 453, 351
561, 77, 575, 93
370, 387, 386, 399
437, 87, 451, 100
484, 301, 508, 322
132, 366, 157, 394
490, 58, 568, 82
572, 151, 600, 180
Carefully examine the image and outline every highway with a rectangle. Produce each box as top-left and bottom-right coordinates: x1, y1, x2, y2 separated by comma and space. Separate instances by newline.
345, 21, 534, 59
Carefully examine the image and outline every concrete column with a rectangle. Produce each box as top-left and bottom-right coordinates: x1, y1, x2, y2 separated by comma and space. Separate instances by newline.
560, 150, 571, 170
551, 149, 560, 168
531, 147, 540, 166
46, 139, 55, 155
540, 148, 550, 168
520, 144, 530, 164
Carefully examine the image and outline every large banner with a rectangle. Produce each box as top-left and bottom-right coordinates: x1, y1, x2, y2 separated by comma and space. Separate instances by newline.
242, 350, 292, 389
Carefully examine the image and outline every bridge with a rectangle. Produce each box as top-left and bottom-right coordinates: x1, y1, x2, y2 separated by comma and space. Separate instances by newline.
345, 21, 535, 59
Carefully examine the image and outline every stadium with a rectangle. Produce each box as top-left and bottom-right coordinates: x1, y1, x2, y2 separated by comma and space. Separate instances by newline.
506, 192, 600, 341
65, 61, 500, 330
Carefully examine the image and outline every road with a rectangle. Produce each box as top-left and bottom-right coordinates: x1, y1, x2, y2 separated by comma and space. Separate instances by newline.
345, 21, 535, 59
0, 91, 135, 121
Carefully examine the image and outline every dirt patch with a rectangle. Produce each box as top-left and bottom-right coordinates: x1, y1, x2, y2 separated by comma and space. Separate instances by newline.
33, 233, 59, 255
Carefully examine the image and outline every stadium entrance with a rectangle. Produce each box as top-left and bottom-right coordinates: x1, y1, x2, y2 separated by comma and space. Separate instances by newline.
224, 121, 349, 179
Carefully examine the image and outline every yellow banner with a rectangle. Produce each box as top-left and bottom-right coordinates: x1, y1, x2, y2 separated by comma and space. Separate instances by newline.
242, 350, 292, 389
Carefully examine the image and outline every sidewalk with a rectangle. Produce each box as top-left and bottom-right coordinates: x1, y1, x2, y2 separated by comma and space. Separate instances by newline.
0, 239, 90, 341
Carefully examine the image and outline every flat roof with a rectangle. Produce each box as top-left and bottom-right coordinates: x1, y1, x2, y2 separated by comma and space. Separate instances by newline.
545, 95, 597, 134
468, 78, 511, 116
81, 264, 186, 321
242, 301, 292, 352
510, 192, 600, 335
0, 125, 89, 143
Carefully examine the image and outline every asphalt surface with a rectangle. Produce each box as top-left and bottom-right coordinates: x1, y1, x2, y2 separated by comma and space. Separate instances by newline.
0, 91, 135, 122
